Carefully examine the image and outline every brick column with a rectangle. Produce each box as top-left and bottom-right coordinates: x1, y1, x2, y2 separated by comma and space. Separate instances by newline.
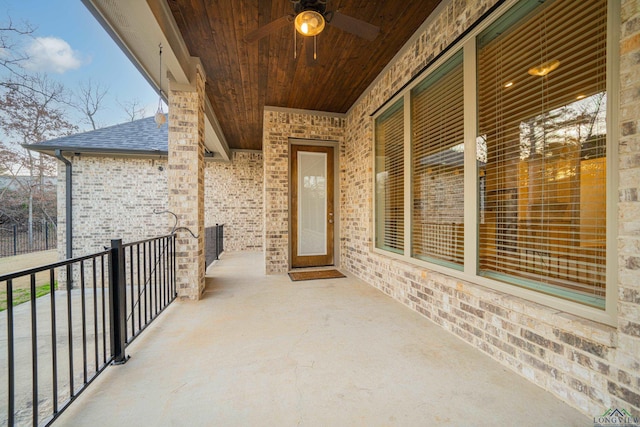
168, 65, 206, 299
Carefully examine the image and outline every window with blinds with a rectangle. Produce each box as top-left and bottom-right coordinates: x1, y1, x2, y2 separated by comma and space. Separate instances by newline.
477, 0, 608, 307
375, 99, 404, 254
411, 51, 464, 267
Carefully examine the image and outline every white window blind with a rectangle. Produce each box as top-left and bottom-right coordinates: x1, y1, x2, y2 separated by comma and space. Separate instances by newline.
411, 51, 464, 266
477, 0, 607, 307
375, 99, 404, 253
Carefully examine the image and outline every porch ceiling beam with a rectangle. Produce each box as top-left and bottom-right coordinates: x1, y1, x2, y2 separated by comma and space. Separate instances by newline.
205, 96, 231, 161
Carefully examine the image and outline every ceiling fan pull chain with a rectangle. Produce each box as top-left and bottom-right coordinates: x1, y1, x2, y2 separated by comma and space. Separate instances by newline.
294, 25, 297, 59
314, 35, 317, 60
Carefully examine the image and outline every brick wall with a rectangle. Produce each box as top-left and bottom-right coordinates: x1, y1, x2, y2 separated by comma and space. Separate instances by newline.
56, 156, 169, 260
205, 151, 263, 251
616, 0, 640, 414
263, 108, 345, 274
56, 151, 262, 270
339, 0, 640, 418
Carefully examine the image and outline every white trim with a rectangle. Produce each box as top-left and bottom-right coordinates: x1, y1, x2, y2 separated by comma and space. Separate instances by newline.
205, 97, 231, 161
148, 0, 196, 85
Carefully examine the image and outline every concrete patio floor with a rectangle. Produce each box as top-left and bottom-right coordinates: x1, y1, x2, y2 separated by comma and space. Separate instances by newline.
55, 251, 590, 426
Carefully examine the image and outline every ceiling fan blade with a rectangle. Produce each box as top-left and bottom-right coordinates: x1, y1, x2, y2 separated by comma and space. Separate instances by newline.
244, 15, 293, 43
328, 11, 380, 41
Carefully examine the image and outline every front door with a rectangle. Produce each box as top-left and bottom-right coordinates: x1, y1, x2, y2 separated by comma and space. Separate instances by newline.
291, 145, 334, 268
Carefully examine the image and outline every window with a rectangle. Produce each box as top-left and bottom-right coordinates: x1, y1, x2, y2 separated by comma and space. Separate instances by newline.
477, 0, 607, 307
411, 51, 464, 267
373, 0, 613, 314
375, 99, 404, 254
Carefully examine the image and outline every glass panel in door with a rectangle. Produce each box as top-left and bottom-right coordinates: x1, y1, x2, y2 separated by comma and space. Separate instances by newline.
298, 151, 327, 256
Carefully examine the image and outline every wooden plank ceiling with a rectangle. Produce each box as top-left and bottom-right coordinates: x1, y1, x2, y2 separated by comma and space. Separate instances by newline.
166, 0, 441, 150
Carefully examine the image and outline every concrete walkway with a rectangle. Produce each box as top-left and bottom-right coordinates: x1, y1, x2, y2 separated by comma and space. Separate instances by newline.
56, 252, 590, 426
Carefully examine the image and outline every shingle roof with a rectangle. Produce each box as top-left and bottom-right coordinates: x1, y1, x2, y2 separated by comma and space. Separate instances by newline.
25, 116, 168, 155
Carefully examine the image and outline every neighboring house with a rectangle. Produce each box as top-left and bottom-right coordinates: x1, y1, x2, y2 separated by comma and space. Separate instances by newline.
23, 0, 640, 420
26, 116, 263, 261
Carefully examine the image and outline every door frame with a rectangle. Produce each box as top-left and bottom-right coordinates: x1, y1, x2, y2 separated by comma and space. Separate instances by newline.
289, 139, 340, 269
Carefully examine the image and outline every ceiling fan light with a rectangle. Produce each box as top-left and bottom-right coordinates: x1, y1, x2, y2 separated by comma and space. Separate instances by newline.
295, 10, 325, 36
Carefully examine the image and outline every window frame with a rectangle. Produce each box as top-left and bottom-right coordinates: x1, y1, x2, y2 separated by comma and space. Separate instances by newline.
374, 97, 407, 254
410, 50, 466, 269
371, 0, 618, 326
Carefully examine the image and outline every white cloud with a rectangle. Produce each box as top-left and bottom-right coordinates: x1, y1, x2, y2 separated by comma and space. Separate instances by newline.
23, 37, 84, 74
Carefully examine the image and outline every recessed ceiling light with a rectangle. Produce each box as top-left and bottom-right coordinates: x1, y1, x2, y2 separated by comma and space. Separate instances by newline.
528, 59, 560, 77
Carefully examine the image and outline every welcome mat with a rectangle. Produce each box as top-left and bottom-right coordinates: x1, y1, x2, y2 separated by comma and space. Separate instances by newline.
288, 269, 346, 281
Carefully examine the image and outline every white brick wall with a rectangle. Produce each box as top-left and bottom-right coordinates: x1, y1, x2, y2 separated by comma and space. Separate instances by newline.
205, 151, 263, 251
57, 155, 169, 260
57, 151, 263, 261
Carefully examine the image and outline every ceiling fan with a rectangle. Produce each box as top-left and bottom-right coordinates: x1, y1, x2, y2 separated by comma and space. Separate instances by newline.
244, 0, 380, 44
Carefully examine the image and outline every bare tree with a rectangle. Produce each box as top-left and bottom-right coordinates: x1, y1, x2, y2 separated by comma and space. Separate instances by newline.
0, 143, 11, 175
0, 74, 77, 245
118, 97, 147, 121
73, 79, 109, 130
0, 18, 55, 99
0, 18, 32, 86
0, 142, 56, 228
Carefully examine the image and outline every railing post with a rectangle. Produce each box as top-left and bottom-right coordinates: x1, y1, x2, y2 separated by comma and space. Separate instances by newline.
109, 239, 128, 364
220, 224, 224, 254
214, 224, 219, 261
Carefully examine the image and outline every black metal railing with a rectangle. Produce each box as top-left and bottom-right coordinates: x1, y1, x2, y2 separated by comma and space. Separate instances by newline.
0, 222, 57, 258
205, 224, 224, 266
0, 233, 176, 426
121, 235, 176, 347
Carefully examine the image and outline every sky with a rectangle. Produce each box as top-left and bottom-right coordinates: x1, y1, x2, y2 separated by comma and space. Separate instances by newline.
0, 0, 160, 131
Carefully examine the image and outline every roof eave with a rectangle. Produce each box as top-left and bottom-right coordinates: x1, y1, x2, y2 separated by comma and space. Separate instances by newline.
24, 144, 169, 158
81, 0, 231, 161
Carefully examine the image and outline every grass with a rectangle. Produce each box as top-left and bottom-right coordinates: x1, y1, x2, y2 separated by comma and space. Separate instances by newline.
0, 282, 58, 312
